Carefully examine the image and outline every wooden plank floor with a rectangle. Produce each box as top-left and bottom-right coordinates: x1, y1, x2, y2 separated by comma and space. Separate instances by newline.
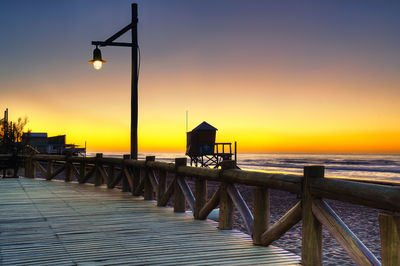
0, 178, 300, 265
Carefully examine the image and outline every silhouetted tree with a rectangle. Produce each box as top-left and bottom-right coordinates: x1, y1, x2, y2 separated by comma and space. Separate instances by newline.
0, 117, 29, 153
0, 115, 29, 177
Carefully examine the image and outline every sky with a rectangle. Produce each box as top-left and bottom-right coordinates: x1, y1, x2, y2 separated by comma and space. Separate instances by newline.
1, 0, 400, 154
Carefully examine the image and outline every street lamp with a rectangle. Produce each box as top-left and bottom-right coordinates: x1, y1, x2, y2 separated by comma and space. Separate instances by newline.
89, 3, 139, 160
88, 46, 107, 70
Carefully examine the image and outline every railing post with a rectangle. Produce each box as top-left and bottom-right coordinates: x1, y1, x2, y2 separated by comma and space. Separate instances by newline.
219, 160, 235, 230
94, 153, 103, 186
379, 212, 400, 266
122, 154, 131, 192
65, 155, 73, 182
194, 178, 207, 219
133, 168, 140, 191
47, 160, 54, 180
253, 187, 270, 245
174, 158, 186, 212
30, 157, 37, 178
79, 161, 86, 183
107, 165, 114, 188
144, 156, 155, 200
157, 170, 167, 206
24, 156, 31, 178
302, 166, 324, 266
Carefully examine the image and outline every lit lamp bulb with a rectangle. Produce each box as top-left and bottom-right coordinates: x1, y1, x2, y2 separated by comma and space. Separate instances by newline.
88, 46, 107, 70
93, 60, 103, 70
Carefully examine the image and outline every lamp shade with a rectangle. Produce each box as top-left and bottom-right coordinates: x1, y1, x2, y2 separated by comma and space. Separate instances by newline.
88, 47, 107, 69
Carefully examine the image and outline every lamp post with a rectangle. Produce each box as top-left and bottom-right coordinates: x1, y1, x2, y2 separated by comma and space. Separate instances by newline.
89, 3, 139, 160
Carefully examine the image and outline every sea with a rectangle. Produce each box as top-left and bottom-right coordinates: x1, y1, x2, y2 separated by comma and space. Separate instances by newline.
87, 152, 400, 184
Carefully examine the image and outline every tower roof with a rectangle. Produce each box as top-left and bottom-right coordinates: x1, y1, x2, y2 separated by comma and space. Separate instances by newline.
192, 121, 217, 131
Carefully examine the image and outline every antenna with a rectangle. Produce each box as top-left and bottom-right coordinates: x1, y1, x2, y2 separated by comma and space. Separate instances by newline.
3, 108, 8, 133
186, 110, 188, 132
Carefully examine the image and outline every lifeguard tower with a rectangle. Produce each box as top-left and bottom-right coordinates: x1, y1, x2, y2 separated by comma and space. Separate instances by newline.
186, 121, 236, 168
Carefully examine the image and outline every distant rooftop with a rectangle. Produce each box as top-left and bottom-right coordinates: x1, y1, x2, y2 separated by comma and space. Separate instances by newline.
23, 132, 47, 138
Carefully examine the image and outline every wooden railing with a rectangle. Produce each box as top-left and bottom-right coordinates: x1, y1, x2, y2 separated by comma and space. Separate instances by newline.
0, 153, 19, 177
12, 153, 400, 265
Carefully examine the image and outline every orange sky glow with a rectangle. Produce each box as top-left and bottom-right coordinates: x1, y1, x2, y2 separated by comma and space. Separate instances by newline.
1, 1, 400, 154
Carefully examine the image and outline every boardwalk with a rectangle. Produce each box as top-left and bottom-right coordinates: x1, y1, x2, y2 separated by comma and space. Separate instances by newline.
0, 178, 300, 265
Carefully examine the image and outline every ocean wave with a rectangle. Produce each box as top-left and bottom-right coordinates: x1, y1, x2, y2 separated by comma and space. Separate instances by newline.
238, 162, 400, 174
277, 159, 399, 166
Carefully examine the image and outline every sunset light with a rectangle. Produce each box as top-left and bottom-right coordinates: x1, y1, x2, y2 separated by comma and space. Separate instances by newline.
1, 1, 399, 154
1, 2, 400, 264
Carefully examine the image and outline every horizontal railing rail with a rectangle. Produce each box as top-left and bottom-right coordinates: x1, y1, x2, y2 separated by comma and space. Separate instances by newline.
7, 153, 400, 265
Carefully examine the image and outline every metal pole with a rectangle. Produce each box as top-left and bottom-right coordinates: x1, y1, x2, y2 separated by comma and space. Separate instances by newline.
234, 141, 237, 162
131, 3, 138, 160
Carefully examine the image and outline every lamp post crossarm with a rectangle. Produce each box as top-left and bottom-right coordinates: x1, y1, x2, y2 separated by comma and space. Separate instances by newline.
91, 41, 135, 47
91, 22, 137, 48
105, 23, 132, 43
